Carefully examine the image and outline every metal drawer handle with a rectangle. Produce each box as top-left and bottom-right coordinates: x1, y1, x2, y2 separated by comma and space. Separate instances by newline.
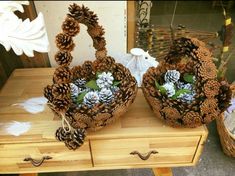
24, 156, 52, 167
130, 150, 158, 160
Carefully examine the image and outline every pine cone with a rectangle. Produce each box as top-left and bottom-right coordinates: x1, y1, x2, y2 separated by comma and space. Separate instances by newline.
98, 88, 114, 103
200, 98, 218, 115
96, 72, 114, 88
55, 51, 73, 66
218, 80, 232, 112
62, 17, 80, 36
53, 66, 72, 84
44, 85, 54, 102
81, 61, 95, 79
73, 78, 86, 88
56, 33, 75, 51
55, 127, 70, 141
203, 80, 220, 98
164, 70, 180, 83
160, 107, 181, 120
182, 111, 202, 128
64, 128, 86, 150
52, 83, 70, 99
93, 36, 106, 50
53, 97, 71, 112
87, 25, 105, 38
95, 49, 107, 59
83, 91, 100, 107
68, 3, 84, 22
198, 61, 217, 81
70, 83, 79, 102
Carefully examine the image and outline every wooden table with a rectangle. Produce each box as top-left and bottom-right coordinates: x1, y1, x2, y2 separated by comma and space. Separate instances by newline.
0, 68, 208, 176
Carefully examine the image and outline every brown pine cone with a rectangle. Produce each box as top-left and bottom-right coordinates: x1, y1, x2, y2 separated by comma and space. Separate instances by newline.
160, 107, 181, 120
55, 127, 70, 141
53, 97, 71, 112
80, 61, 95, 79
198, 61, 217, 81
95, 49, 107, 59
203, 80, 220, 98
53, 66, 72, 84
203, 110, 219, 124
68, 3, 84, 22
217, 80, 232, 112
44, 85, 54, 102
56, 33, 75, 51
73, 113, 92, 129
65, 128, 86, 150
93, 36, 106, 50
87, 25, 105, 38
55, 51, 73, 66
200, 98, 218, 115
52, 83, 70, 99
62, 17, 80, 37
82, 9, 98, 27
182, 111, 202, 128
194, 47, 212, 62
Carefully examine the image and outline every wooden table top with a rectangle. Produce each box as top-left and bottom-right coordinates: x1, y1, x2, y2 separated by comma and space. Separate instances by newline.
0, 68, 207, 144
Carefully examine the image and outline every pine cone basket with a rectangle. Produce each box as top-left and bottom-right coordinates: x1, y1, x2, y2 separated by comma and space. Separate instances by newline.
142, 37, 232, 128
44, 4, 137, 150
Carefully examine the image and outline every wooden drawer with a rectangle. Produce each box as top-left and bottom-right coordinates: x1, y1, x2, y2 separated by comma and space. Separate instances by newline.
0, 141, 92, 174
91, 136, 200, 167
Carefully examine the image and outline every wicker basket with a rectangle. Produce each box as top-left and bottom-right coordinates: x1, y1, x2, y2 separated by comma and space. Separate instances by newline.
44, 4, 137, 150
142, 37, 232, 128
216, 113, 235, 157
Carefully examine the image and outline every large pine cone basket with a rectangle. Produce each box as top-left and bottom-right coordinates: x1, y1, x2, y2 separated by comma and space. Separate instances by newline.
142, 37, 232, 128
44, 4, 137, 150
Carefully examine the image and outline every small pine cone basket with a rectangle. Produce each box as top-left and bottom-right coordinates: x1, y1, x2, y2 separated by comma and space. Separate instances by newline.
142, 37, 232, 128
44, 4, 137, 150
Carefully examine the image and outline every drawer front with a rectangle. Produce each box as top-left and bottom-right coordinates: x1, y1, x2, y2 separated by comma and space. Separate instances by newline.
91, 137, 200, 167
0, 141, 92, 173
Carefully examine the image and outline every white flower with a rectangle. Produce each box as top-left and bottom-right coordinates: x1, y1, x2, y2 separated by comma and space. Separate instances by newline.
162, 82, 175, 97
83, 91, 99, 107
96, 72, 114, 88
164, 70, 180, 83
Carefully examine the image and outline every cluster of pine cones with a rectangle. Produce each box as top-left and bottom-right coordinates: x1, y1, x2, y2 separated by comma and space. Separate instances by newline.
44, 4, 137, 149
142, 37, 232, 128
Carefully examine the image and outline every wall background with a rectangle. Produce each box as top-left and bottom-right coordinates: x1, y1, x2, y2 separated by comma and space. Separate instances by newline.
34, 1, 127, 67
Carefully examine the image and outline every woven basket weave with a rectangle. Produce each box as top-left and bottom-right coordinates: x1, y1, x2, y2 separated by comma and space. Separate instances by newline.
216, 113, 235, 157
44, 4, 137, 150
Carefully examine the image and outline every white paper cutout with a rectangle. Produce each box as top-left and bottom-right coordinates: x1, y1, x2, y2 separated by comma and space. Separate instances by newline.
117, 48, 159, 87
0, 1, 50, 57
12, 97, 48, 114
6, 121, 31, 136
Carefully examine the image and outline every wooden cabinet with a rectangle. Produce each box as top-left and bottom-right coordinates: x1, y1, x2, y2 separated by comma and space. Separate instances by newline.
0, 68, 208, 174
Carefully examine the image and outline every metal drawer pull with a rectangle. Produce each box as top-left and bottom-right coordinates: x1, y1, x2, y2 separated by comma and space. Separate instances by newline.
130, 150, 158, 160
24, 156, 52, 167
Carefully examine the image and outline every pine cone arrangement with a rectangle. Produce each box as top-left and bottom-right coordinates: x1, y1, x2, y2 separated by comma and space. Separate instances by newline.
45, 3, 138, 150
142, 37, 232, 128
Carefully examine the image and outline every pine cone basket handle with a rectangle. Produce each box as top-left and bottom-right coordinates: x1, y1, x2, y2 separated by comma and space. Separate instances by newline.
55, 3, 107, 67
